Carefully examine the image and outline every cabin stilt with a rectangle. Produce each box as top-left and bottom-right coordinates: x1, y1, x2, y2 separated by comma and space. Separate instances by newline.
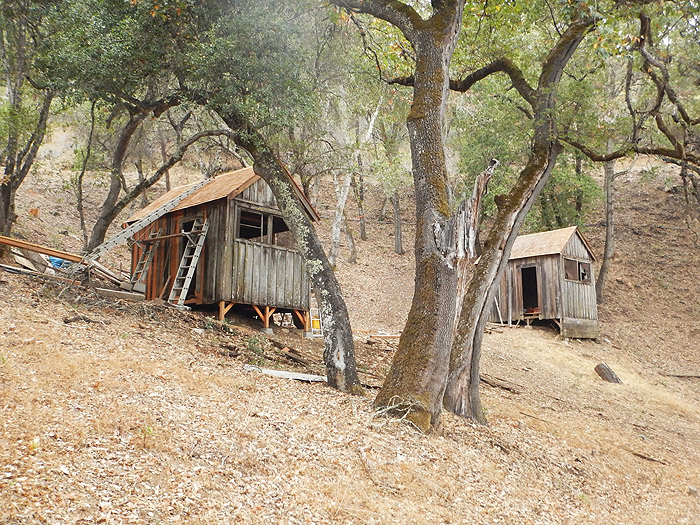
218, 300, 235, 321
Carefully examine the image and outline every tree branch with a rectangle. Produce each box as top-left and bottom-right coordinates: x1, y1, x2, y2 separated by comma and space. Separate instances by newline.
451, 58, 536, 106
389, 58, 537, 107
329, 0, 423, 42
111, 129, 231, 218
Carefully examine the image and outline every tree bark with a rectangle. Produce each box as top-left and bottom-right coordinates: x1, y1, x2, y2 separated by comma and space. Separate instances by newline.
0, 90, 53, 240
329, 172, 353, 268
372, 3, 466, 432
596, 157, 618, 303
392, 190, 404, 255
75, 99, 97, 248
353, 173, 368, 240
443, 147, 562, 421
378, 196, 389, 221
443, 17, 594, 422
329, 1, 593, 431
343, 213, 358, 263
87, 112, 146, 251
215, 110, 362, 394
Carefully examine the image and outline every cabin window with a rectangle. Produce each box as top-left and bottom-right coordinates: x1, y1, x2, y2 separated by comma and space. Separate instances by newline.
237, 209, 292, 246
564, 258, 592, 284
238, 210, 268, 242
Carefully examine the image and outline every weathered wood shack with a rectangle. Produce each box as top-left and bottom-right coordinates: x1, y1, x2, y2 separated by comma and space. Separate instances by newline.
125, 167, 318, 329
489, 226, 598, 338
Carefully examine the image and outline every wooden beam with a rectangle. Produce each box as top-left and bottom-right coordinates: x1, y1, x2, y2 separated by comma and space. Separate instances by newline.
135, 230, 204, 243
94, 287, 145, 301
0, 263, 76, 283
0, 235, 82, 263
243, 364, 325, 383
251, 304, 265, 322
293, 309, 310, 332
264, 306, 276, 328
218, 300, 235, 321
158, 276, 172, 300
252, 304, 275, 328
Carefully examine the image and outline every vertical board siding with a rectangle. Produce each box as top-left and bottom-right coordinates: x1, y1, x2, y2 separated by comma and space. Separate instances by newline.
561, 266, 598, 320
230, 240, 309, 310
133, 192, 310, 312
562, 234, 592, 261
238, 179, 277, 209
488, 254, 591, 323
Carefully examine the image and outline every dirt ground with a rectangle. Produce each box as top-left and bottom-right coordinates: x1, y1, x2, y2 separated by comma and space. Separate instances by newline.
1, 160, 700, 523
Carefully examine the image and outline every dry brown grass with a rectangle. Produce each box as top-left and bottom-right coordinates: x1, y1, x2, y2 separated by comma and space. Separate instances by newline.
2, 164, 700, 523
2, 276, 699, 523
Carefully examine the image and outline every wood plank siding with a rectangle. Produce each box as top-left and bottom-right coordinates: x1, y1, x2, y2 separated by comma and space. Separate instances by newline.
487, 227, 598, 338
130, 194, 309, 311
489, 255, 562, 322
236, 179, 277, 210
229, 240, 309, 309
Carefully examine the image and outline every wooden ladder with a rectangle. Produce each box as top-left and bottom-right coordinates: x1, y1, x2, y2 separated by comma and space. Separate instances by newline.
127, 228, 162, 293
168, 218, 210, 307
81, 178, 210, 266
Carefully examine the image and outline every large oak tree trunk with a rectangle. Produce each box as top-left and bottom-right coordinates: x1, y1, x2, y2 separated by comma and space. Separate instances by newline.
444, 147, 562, 421
443, 18, 593, 422
373, 16, 465, 432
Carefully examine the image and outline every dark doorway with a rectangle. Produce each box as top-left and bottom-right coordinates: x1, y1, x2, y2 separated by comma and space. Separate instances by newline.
521, 266, 539, 313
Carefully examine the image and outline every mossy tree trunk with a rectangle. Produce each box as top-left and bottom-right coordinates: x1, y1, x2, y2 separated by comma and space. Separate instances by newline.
216, 110, 362, 394
367, 2, 466, 432
333, 0, 594, 432
443, 18, 594, 421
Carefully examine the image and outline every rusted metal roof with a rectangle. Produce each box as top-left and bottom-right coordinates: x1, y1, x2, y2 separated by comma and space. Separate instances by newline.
510, 226, 596, 261
126, 167, 318, 223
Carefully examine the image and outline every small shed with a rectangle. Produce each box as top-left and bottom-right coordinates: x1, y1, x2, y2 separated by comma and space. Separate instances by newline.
124, 167, 318, 329
489, 226, 598, 338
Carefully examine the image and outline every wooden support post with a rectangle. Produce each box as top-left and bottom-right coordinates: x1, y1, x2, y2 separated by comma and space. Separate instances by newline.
252, 305, 276, 331
218, 300, 235, 321
293, 310, 311, 332
158, 276, 172, 300
264, 306, 275, 328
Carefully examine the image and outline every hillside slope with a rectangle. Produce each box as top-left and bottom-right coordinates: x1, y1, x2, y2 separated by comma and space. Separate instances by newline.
1, 162, 700, 523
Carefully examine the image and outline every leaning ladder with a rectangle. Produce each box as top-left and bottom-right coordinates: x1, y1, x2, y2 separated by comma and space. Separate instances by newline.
81, 178, 210, 266
168, 217, 210, 307
128, 228, 162, 293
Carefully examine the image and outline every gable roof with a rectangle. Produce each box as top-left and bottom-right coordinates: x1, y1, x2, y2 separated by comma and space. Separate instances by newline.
126, 167, 318, 224
510, 226, 596, 261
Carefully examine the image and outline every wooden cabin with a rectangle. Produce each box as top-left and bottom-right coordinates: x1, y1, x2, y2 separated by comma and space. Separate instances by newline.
124, 167, 318, 330
489, 226, 598, 338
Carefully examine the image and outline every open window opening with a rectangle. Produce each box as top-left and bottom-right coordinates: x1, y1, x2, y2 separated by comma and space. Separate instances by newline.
237, 208, 295, 247
521, 266, 539, 314
564, 258, 592, 284
238, 210, 268, 241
